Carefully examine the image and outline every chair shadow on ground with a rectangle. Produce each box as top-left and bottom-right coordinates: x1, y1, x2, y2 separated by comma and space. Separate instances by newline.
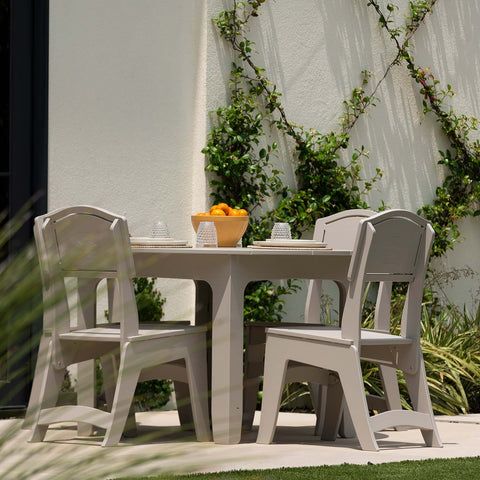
242, 423, 437, 451
43, 422, 199, 447
42, 414, 453, 452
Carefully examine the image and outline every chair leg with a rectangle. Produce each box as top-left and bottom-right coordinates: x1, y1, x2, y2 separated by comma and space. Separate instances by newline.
100, 353, 137, 438
378, 364, 408, 432
337, 348, 378, 451
243, 324, 266, 433
338, 405, 356, 438
28, 342, 66, 443
102, 353, 138, 437
242, 376, 260, 432
102, 344, 141, 447
311, 382, 326, 436
311, 375, 355, 440
23, 335, 51, 429
174, 380, 194, 431
404, 355, 442, 447
256, 341, 289, 444
319, 377, 343, 441
77, 359, 96, 436
379, 365, 402, 410
100, 354, 118, 410
122, 400, 138, 438
184, 345, 211, 442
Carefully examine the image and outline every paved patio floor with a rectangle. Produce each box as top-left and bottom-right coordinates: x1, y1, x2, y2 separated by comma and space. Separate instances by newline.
1, 411, 480, 480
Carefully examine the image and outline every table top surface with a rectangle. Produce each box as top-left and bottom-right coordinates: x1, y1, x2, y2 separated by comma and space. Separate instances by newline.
132, 246, 352, 256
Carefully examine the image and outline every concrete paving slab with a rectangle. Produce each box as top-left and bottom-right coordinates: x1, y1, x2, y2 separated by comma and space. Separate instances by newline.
1, 411, 479, 480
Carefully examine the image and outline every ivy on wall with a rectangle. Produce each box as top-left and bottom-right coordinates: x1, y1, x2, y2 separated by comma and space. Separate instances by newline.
204, 0, 479, 255
202, 0, 479, 320
366, 0, 480, 257
205, 0, 383, 244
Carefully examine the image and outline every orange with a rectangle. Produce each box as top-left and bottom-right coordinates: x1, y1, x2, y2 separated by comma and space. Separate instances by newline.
196, 212, 208, 216
238, 209, 248, 216
210, 208, 226, 216
228, 208, 241, 216
209, 204, 219, 214
217, 202, 230, 214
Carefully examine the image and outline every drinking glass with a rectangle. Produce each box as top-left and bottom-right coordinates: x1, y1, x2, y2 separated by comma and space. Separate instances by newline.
271, 222, 292, 240
151, 221, 170, 239
195, 222, 218, 248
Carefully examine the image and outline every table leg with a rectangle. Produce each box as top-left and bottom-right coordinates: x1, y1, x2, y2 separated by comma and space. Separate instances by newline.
209, 273, 246, 444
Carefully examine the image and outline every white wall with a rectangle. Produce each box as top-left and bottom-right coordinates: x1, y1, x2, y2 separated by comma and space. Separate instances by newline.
49, 0, 480, 319
49, 0, 208, 319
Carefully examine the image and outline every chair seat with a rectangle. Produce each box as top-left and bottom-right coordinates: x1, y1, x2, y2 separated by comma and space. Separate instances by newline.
266, 326, 353, 345
360, 329, 413, 346
266, 326, 413, 347
60, 324, 206, 343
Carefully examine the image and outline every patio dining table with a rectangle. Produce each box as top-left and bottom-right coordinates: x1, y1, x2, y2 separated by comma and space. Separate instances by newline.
132, 246, 352, 444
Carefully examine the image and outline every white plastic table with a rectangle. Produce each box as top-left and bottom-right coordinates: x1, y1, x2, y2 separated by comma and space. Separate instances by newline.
132, 246, 352, 444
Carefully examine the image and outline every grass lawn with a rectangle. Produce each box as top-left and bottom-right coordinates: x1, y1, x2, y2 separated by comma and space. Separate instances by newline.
115, 456, 480, 479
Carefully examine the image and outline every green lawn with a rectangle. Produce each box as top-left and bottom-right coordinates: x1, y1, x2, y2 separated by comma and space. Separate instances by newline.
115, 457, 480, 480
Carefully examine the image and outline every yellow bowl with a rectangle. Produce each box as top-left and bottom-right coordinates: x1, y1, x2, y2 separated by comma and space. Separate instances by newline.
191, 215, 249, 247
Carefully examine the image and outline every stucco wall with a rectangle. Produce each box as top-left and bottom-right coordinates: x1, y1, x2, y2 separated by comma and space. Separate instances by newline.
49, 0, 479, 319
49, 0, 208, 319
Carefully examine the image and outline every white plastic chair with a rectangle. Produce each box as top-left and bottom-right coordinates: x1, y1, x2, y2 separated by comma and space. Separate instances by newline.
257, 210, 442, 451
244, 209, 403, 435
25, 206, 211, 446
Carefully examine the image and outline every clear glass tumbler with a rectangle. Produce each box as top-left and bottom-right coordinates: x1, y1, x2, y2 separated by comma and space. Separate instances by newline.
151, 221, 170, 239
195, 221, 218, 248
271, 222, 292, 240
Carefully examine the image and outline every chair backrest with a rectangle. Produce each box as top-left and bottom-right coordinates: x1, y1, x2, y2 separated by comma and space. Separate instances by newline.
313, 209, 376, 249
34, 206, 138, 344
305, 209, 375, 323
342, 209, 434, 346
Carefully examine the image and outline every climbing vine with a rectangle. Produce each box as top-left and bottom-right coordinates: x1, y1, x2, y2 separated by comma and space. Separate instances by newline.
367, 0, 480, 257
202, 0, 479, 321
205, 0, 479, 255
203, 0, 385, 323
203, 63, 286, 216
205, 0, 382, 243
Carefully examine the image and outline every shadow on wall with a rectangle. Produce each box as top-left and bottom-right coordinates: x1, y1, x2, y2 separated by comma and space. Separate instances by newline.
208, 1, 478, 213
430, 217, 480, 313
317, 0, 448, 212
414, 1, 480, 122
245, 1, 450, 211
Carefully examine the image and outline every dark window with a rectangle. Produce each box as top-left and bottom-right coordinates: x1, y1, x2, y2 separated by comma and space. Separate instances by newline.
0, 0, 9, 239
0, 0, 48, 414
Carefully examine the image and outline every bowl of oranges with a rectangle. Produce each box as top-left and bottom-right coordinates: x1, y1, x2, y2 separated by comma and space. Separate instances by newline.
191, 203, 249, 247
